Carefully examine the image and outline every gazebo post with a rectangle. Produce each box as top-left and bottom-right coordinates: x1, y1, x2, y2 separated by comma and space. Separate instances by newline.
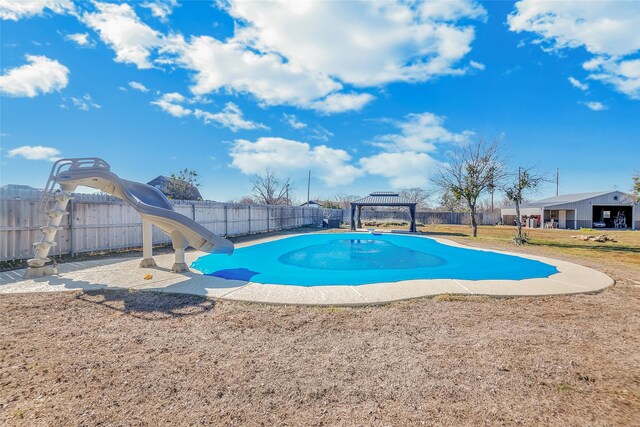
357, 205, 362, 229
350, 204, 356, 230
409, 204, 417, 232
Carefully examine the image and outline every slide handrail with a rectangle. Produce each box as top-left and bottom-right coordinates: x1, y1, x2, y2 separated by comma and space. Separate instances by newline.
40, 158, 111, 213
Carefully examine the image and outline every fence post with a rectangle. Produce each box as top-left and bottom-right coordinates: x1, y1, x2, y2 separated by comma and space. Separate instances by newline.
191, 203, 196, 221
224, 205, 228, 237
267, 206, 270, 232
248, 205, 251, 234
69, 199, 75, 257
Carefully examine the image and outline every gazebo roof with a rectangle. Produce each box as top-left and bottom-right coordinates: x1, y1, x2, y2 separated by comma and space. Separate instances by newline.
352, 191, 415, 206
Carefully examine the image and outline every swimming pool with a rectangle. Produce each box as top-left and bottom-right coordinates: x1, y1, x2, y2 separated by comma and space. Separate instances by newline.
191, 233, 559, 286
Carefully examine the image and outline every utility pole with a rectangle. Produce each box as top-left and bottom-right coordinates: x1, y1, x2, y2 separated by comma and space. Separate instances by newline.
307, 170, 311, 207
556, 167, 559, 196
285, 183, 290, 205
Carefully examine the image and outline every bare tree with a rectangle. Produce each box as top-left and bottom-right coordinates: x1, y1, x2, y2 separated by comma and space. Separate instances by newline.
332, 193, 360, 210
431, 139, 505, 237
633, 171, 640, 202
399, 187, 431, 210
437, 189, 466, 212
317, 199, 341, 209
227, 196, 257, 205
503, 166, 546, 244
165, 169, 202, 200
251, 169, 293, 205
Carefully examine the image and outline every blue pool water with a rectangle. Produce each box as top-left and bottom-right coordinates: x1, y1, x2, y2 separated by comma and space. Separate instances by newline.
191, 233, 558, 286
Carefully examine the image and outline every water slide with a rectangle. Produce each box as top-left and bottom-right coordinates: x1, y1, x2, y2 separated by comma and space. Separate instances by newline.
25, 158, 233, 278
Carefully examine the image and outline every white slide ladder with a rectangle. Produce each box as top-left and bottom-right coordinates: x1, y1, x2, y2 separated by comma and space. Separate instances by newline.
24, 162, 78, 278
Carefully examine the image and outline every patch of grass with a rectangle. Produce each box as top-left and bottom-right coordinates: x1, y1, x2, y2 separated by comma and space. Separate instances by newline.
512, 231, 531, 245
320, 306, 345, 313
557, 383, 579, 393
383, 221, 409, 227
433, 294, 478, 302
12, 408, 27, 418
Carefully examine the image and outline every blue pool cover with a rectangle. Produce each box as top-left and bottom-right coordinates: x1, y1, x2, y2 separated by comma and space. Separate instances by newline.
191, 233, 559, 286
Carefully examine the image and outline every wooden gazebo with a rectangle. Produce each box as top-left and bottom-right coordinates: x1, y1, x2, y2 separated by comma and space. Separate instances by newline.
350, 192, 418, 232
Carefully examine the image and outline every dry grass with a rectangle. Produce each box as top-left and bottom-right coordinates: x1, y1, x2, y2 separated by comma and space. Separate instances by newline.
1, 225, 639, 426
415, 224, 640, 269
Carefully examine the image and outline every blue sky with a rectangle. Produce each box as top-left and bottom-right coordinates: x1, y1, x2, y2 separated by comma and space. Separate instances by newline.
1, 0, 639, 203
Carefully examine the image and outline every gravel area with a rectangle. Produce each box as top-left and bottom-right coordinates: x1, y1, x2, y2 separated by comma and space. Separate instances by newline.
1, 241, 639, 426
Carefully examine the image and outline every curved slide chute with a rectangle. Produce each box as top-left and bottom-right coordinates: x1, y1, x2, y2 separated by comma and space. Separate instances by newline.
24, 158, 233, 278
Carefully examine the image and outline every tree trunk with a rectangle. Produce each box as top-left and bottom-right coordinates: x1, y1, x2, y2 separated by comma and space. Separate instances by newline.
515, 201, 522, 240
470, 208, 478, 237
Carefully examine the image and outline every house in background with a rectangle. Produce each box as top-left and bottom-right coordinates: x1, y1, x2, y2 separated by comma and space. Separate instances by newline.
501, 191, 639, 230
147, 176, 202, 201
299, 200, 323, 208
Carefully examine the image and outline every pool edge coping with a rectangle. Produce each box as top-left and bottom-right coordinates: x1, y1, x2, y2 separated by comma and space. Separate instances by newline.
0, 231, 615, 306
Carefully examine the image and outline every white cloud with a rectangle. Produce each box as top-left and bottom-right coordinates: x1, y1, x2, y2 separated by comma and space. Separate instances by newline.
581, 101, 607, 111
0, 0, 74, 21
0, 54, 69, 97
508, 1, 640, 100
470, 60, 485, 70
128, 81, 149, 92
310, 92, 375, 114
156, 0, 485, 111
372, 112, 473, 153
282, 113, 307, 130
508, 1, 640, 56
358, 111, 472, 187
227, 0, 486, 86
583, 57, 640, 100
65, 32, 93, 47
308, 126, 334, 142
141, 0, 179, 23
83, 2, 162, 69
75, 0, 486, 112
161, 34, 341, 107
150, 92, 191, 117
8, 145, 61, 161
568, 76, 588, 91
230, 137, 362, 186
70, 93, 101, 111
160, 92, 185, 103
194, 103, 268, 132
359, 152, 438, 188
229, 110, 470, 188
151, 94, 267, 130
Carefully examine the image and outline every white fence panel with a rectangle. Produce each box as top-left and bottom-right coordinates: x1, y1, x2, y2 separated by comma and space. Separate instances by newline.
194, 203, 226, 236
226, 205, 250, 236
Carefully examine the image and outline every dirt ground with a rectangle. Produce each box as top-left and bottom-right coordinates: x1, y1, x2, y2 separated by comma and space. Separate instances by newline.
1, 227, 639, 426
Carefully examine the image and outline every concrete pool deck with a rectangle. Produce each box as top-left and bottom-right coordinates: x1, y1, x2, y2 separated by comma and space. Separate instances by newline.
0, 233, 614, 306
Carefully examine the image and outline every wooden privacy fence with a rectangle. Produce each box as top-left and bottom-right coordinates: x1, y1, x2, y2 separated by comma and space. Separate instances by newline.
0, 188, 336, 262
321, 209, 501, 226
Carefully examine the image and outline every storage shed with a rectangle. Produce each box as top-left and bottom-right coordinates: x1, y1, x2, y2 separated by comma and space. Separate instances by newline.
501, 191, 639, 230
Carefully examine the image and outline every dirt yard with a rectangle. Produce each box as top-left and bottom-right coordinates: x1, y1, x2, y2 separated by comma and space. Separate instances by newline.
1, 226, 639, 426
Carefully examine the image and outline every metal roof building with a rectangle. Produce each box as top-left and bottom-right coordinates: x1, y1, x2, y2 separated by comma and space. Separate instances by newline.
350, 192, 418, 232
501, 190, 639, 229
